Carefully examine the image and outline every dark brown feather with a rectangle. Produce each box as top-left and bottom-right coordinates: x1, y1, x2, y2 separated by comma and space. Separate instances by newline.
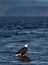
16, 47, 27, 56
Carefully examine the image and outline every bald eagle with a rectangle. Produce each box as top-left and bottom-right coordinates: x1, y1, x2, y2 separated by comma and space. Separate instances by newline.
16, 43, 28, 57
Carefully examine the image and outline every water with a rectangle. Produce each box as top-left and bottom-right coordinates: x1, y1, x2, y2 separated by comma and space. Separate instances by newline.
0, 17, 48, 65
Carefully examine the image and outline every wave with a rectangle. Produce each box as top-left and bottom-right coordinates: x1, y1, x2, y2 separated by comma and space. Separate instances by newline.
0, 17, 48, 30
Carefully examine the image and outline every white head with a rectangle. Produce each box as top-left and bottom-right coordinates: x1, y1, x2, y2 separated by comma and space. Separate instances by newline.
24, 43, 28, 48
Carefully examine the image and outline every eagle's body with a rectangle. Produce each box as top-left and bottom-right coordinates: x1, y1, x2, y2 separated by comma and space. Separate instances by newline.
16, 47, 27, 56
16, 43, 30, 62
16, 43, 28, 57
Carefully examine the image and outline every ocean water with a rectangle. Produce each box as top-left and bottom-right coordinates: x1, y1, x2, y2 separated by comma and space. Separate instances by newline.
0, 17, 48, 65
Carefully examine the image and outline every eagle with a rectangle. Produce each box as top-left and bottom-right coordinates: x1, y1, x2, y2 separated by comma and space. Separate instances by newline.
16, 43, 30, 62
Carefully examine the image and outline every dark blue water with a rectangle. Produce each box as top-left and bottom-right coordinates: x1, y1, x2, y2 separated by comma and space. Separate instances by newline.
0, 17, 48, 65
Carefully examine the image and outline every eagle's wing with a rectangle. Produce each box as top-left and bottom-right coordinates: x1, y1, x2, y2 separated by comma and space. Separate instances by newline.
16, 47, 27, 55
